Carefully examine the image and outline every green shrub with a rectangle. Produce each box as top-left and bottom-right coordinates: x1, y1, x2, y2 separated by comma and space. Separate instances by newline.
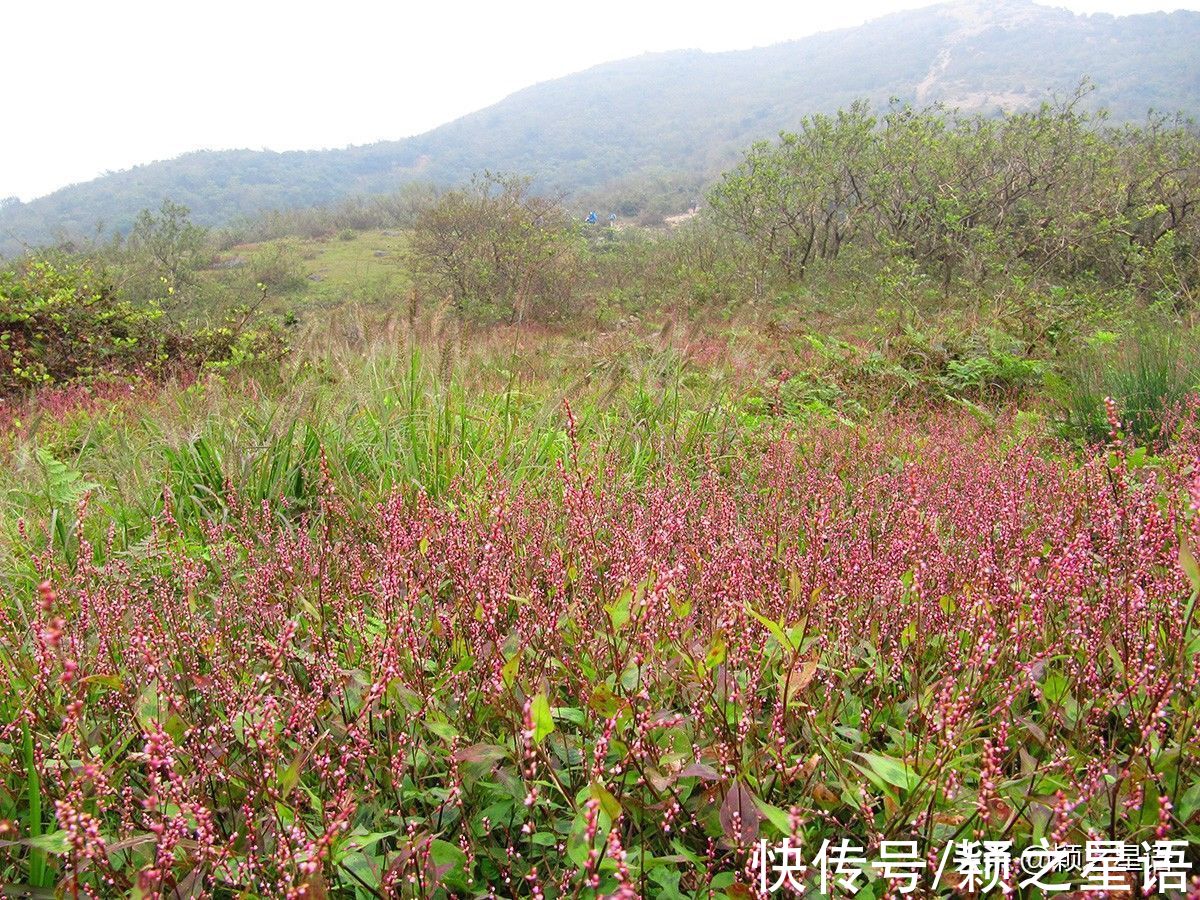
0, 259, 171, 396
408, 173, 584, 323
248, 240, 308, 293
0, 258, 288, 398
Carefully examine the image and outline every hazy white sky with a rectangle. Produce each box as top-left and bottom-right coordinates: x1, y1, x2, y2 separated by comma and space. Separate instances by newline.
2, 0, 1195, 201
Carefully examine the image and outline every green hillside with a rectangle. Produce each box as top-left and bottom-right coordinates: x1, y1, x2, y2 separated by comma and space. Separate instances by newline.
2, 0, 1198, 257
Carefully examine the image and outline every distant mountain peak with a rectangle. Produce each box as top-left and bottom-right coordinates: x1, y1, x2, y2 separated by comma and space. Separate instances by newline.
911, 0, 1073, 106
937, 0, 1058, 31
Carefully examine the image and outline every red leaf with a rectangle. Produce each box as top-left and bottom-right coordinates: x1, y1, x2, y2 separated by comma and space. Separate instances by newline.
680, 762, 720, 781
719, 781, 762, 844
454, 743, 507, 765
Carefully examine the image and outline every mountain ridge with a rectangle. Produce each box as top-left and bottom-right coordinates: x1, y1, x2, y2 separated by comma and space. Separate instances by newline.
3, 0, 1198, 257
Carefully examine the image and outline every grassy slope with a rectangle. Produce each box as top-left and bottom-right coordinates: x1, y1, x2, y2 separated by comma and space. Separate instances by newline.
261, 230, 411, 307
197, 229, 414, 321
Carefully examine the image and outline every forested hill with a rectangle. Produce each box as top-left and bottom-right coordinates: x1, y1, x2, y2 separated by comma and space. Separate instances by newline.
3, 0, 1199, 257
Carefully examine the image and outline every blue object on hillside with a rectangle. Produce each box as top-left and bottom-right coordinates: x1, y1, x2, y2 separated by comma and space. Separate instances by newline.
586, 211, 597, 224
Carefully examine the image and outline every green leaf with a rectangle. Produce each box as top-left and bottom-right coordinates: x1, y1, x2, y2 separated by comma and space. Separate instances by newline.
754, 799, 794, 836
277, 757, 303, 798
429, 839, 469, 890
83, 674, 123, 691
589, 781, 622, 821
336, 829, 396, 862
426, 720, 458, 742
36, 448, 100, 507
1041, 672, 1070, 705
606, 589, 632, 631
1178, 779, 1200, 824
552, 706, 586, 726
855, 752, 918, 792
745, 604, 794, 653
705, 634, 727, 670
1179, 542, 1200, 629
589, 683, 622, 718
23, 830, 69, 855
338, 851, 382, 891
501, 650, 520, 689
135, 683, 159, 728
531, 693, 555, 744
22, 723, 47, 888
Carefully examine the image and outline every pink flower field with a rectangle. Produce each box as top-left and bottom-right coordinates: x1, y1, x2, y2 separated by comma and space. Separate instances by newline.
3, 408, 1199, 897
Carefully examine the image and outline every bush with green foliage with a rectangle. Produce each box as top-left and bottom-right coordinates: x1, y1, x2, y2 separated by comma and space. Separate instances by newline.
124, 199, 210, 303
0, 259, 173, 396
247, 240, 308, 293
708, 95, 1200, 302
409, 173, 585, 323
0, 258, 287, 398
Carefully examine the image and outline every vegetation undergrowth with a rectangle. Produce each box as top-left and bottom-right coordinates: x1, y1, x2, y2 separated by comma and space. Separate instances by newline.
2, 386, 1200, 896
0, 94, 1198, 897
